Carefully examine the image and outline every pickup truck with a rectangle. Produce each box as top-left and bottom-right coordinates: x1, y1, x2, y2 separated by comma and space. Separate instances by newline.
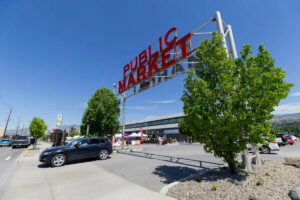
12, 136, 30, 148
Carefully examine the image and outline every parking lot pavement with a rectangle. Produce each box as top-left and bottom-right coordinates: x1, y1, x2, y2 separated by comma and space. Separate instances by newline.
260, 141, 300, 160
93, 144, 224, 192
1, 142, 175, 200
0, 146, 26, 195
94, 142, 300, 193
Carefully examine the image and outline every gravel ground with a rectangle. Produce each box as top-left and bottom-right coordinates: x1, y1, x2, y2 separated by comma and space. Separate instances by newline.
167, 160, 300, 200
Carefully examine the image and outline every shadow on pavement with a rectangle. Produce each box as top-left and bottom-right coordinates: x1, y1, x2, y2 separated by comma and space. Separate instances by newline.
153, 165, 247, 184
119, 151, 223, 168
153, 165, 200, 184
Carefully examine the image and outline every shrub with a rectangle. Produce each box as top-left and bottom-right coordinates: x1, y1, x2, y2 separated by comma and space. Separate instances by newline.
265, 172, 270, 176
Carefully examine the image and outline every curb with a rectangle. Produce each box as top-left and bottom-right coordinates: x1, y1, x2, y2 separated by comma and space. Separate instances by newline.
160, 168, 211, 195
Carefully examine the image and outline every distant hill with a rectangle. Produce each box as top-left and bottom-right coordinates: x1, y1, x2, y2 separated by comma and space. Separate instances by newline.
271, 113, 300, 124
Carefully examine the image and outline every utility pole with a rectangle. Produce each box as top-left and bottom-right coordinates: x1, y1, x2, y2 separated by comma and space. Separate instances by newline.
3, 106, 12, 138
86, 125, 89, 138
121, 93, 126, 150
15, 119, 20, 135
21, 124, 25, 136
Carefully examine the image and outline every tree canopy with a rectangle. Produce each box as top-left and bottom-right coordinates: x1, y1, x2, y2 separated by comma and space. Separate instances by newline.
81, 87, 120, 138
181, 33, 293, 172
29, 117, 47, 139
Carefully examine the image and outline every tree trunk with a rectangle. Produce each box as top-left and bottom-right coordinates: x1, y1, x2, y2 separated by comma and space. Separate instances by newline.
251, 145, 262, 165
33, 137, 37, 150
241, 149, 253, 171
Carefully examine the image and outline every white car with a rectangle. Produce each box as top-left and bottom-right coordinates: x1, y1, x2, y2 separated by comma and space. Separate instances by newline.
247, 141, 280, 154
291, 135, 298, 141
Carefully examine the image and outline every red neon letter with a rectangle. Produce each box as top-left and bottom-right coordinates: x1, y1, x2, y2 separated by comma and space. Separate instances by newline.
148, 51, 160, 77
130, 57, 138, 71
118, 78, 126, 94
139, 50, 147, 67
127, 72, 136, 88
159, 37, 163, 52
176, 33, 192, 58
137, 65, 147, 83
164, 27, 177, 46
123, 64, 130, 78
161, 44, 176, 70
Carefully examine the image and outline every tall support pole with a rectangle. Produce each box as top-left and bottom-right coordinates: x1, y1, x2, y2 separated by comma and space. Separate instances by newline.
3, 106, 12, 138
21, 124, 24, 136
15, 119, 20, 135
227, 25, 238, 59
121, 93, 126, 150
215, 11, 228, 53
86, 125, 89, 138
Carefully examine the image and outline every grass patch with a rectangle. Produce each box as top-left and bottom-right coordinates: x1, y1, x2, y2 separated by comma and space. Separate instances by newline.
256, 178, 263, 186
248, 195, 257, 200
211, 185, 218, 191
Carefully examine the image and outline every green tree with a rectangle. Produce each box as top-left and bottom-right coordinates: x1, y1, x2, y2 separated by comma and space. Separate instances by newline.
29, 117, 48, 148
181, 33, 293, 173
178, 119, 192, 138
68, 131, 79, 138
81, 87, 120, 138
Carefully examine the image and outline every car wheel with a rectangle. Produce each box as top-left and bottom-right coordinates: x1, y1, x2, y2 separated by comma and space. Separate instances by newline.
99, 149, 109, 160
262, 146, 271, 154
51, 154, 66, 167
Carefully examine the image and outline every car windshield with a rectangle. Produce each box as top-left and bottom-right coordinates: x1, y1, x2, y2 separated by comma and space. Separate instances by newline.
66, 139, 81, 146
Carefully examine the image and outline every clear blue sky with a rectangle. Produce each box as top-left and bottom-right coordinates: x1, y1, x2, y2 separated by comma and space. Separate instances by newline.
1, 0, 300, 130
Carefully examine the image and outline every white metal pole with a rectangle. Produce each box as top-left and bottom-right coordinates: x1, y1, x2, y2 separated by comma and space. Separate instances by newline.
86, 125, 89, 138
227, 25, 238, 59
215, 11, 228, 53
121, 93, 126, 150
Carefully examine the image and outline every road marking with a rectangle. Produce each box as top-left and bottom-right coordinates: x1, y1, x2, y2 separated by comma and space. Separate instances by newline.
23, 149, 29, 156
4, 156, 11, 161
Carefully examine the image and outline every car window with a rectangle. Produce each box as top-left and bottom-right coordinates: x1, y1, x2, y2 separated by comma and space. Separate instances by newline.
100, 139, 106, 143
16, 136, 27, 140
90, 139, 100, 144
78, 139, 89, 146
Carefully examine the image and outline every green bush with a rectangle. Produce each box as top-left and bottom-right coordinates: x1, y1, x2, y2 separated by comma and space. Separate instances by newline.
248, 195, 257, 200
256, 178, 263, 186
211, 185, 218, 191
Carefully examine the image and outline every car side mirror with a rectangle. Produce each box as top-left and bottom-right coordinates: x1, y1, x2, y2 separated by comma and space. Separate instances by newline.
74, 143, 79, 148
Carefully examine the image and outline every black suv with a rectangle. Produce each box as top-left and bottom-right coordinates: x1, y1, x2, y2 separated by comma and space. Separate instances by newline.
39, 137, 112, 167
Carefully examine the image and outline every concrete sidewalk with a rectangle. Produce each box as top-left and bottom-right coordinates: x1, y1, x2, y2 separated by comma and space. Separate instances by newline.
1, 142, 175, 200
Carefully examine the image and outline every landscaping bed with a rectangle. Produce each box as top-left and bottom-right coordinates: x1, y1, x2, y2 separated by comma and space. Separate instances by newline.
167, 160, 300, 200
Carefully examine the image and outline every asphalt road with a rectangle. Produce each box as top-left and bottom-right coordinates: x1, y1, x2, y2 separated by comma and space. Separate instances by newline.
0, 146, 26, 194
93, 144, 224, 192
93, 142, 300, 192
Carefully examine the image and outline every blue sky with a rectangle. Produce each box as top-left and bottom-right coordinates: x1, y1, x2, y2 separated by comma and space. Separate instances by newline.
1, 0, 300, 130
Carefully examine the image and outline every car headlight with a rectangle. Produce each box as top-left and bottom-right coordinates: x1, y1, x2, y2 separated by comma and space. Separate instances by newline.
43, 151, 52, 155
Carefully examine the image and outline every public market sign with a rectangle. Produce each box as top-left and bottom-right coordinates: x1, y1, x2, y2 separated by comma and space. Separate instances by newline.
118, 27, 193, 95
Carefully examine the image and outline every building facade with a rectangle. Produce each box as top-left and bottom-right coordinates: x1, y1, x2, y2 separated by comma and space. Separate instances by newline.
122, 113, 188, 141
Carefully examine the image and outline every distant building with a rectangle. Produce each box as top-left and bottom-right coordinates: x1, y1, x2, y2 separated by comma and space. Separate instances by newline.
120, 113, 188, 141
71, 126, 80, 133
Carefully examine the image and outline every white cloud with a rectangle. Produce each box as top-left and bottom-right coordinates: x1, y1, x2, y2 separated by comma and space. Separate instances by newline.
273, 102, 300, 115
127, 106, 159, 110
291, 92, 300, 97
148, 100, 175, 104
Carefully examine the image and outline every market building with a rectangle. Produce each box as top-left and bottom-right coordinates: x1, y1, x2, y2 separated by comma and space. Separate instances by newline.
121, 113, 189, 141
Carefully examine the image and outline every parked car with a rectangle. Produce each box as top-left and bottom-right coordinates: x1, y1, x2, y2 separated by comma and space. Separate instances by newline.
248, 141, 280, 154
282, 134, 295, 145
12, 136, 30, 148
39, 137, 112, 167
290, 135, 298, 142
275, 137, 287, 147
0, 139, 12, 147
